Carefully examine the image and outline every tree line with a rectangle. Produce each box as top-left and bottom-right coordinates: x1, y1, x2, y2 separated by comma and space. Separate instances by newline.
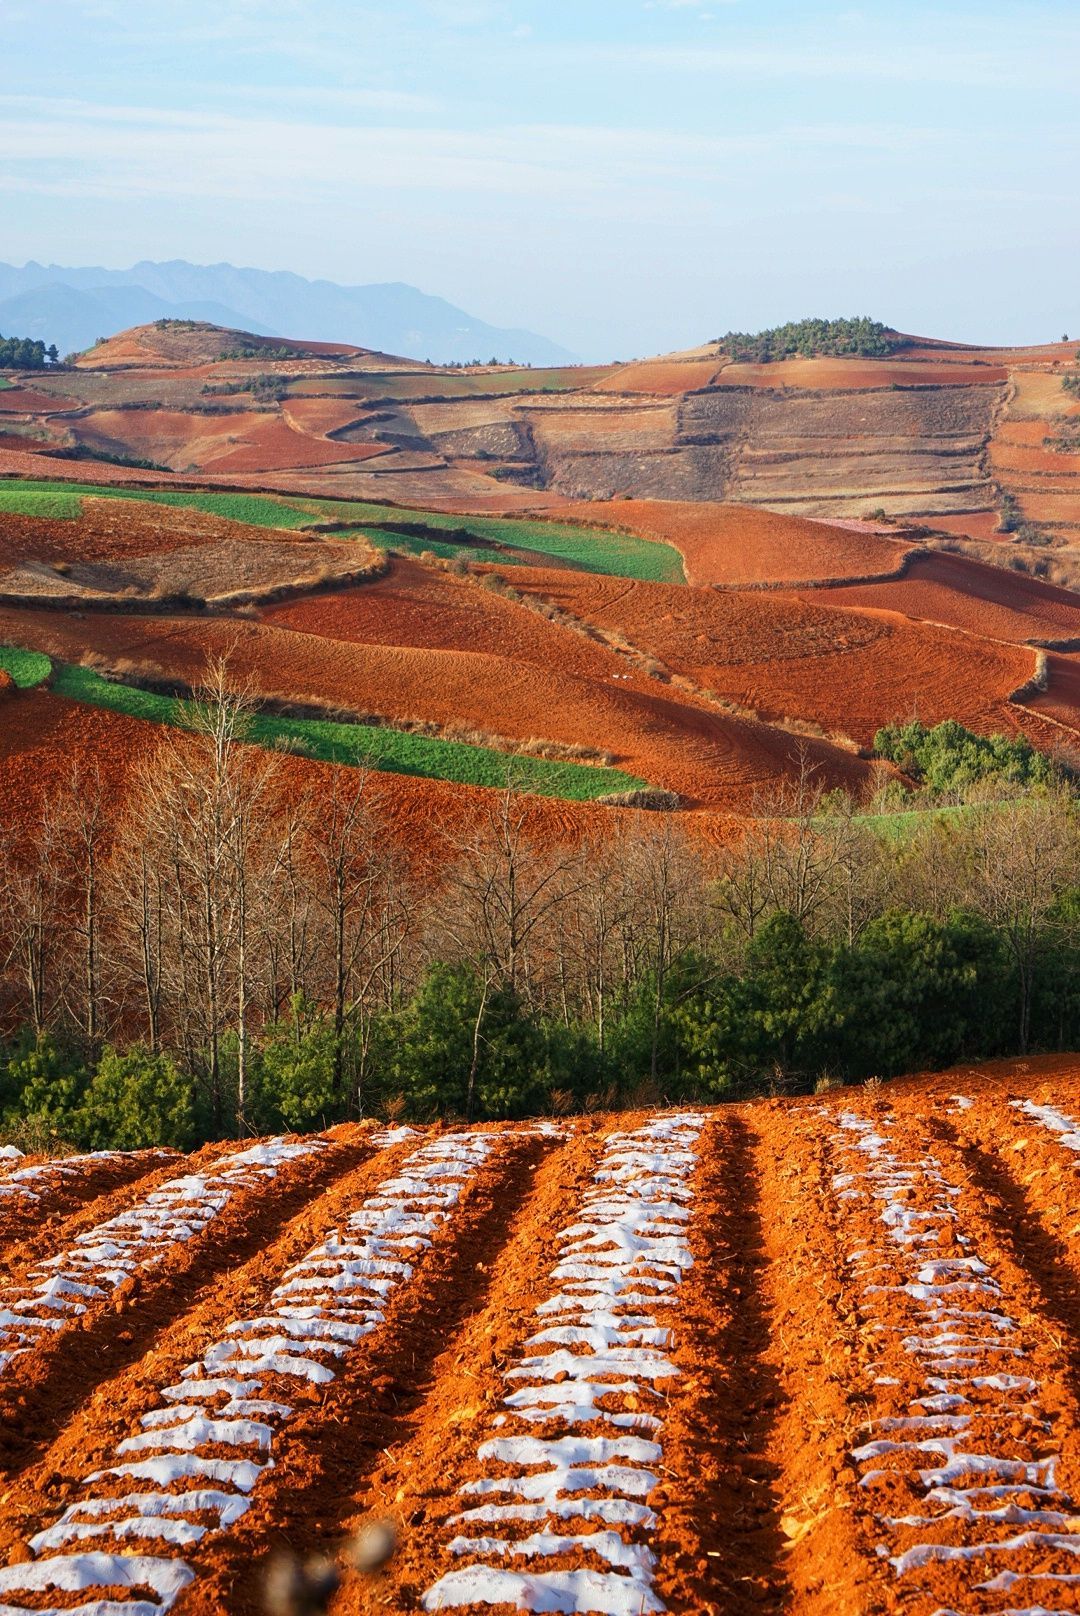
3, 664, 1080, 1150
0, 335, 58, 369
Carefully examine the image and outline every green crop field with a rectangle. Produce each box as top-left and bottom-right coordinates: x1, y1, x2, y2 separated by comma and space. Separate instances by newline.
0, 485, 84, 519
0, 476, 685, 583
0, 377, 13, 391
312, 502, 686, 583
0, 646, 52, 687
49, 663, 649, 801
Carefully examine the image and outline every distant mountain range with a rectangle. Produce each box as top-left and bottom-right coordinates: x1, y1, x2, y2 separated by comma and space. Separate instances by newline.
0, 260, 577, 366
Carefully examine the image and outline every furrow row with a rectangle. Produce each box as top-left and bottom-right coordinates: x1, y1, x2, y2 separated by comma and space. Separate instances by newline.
834, 1106, 1080, 1615
419, 1113, 707, 1615
0, 1131, 511, 1616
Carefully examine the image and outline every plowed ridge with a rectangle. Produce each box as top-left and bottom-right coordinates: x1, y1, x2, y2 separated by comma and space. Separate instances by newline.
835, 1110, 1080, 1613
0, 1149, 173, 1228
422, 1113, 706, 1616
0, 1132, 499, 1616
0, 1138, 324, 1377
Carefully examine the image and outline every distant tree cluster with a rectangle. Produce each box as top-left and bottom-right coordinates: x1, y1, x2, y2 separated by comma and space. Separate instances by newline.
873, 718, 1056, 794
716, 316, 904, 364
222, 344, 295, 361
202, 373, 288, 403
0, 334, 58, 369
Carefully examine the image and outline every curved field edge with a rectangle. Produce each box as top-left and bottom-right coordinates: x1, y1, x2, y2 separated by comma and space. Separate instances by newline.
23, 658, 650, 802
0, 479, 687, 585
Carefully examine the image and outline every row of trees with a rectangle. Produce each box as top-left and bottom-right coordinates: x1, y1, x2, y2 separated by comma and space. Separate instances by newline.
3, 667, 1080, 1148
0, 335, 58, 369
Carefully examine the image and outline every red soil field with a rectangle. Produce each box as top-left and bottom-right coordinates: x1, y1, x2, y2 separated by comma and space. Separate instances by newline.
1023, 650, 1080, 736
542, 498, 916, 587
0, 444, 180, 485
281, 398, 378, 437
0, 681, 746, 874
713, 357, 1009, 390
990, 436, 1080, 478
500, 568, 1036, 747
0, 387, 80, 415
0, 1062, 1079, 1614
0, 599, 870, 809
0, 496, 316, 569
926, 511, 1006, 543
593, 359, 722, 395
811, 549, 1080, 645
72, 408, 385, 475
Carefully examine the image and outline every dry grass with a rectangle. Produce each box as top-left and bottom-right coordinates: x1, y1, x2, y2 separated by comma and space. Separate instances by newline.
594, 787, 682, 810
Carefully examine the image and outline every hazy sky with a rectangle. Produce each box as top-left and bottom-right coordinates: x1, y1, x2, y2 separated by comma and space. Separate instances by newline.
3, 1, 1077, 360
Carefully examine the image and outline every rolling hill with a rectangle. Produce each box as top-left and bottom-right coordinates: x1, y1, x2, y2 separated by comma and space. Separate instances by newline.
1, 316, 1079, 846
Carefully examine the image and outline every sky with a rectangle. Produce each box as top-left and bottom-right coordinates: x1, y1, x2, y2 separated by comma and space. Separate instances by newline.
2, 0, 1078, 361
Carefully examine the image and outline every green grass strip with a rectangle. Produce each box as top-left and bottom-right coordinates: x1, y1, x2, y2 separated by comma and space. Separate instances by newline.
49, 663, 649, 801
311, 501, 685, 583
0, 485, 84, 519
0, 477, 685, 583
0, 645, 52, 688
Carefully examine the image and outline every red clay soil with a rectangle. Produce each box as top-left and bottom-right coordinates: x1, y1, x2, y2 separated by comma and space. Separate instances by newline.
281, 399, 379, 438
1024, 650, 1080, 735
540, 498, 916, 587
0, 689, 161, 842
0, 679, 747, 878
0, 1129, 372, 1479
0, 1149, 176, 1270
2, 1070, 1080, 1612
712, 357, 1009, 390
0, 496, 319, 569
0, 445, 175, 486
0, 388, 81, 415
928, 512, 1009, 544
0, 586, 874, 809
0, 670, 13, 702
990, 435, 1080, 479
72, 409, 385, 475
264, 555, 671, 683
811, 549, 1080, 645
500, 567, 1035, 747
0, 1129, 548, 1604
593, 360, 723, 396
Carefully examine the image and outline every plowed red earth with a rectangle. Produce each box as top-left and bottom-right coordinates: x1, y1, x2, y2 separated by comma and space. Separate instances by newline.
713, 357, 1009, 389
0, 684, 749, 876
0, 583, 871, 809
928, 513, 1011, 544
541, 499, 916, 587
812, 550, 1080, 645
0, 1062, 1080, 1615
500, 569, 1035, 746
0, 498, 310, 568
72, 409, 384, 475
593, 360, 722, 395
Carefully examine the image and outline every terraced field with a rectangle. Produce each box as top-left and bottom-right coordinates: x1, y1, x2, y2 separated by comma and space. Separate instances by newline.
1, 1063, 1080, 1614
